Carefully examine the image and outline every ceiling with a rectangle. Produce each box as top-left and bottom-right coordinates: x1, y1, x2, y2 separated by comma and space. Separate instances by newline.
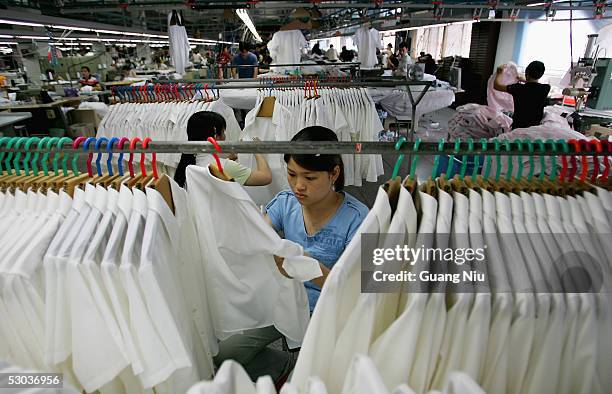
1, 0, 609, 44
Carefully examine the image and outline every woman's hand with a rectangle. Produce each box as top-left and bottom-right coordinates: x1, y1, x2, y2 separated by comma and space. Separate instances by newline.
274, 255, 292, 278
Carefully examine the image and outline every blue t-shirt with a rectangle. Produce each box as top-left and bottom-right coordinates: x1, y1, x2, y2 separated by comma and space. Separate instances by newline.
232, 52, 258, 78
265, 190, 369, 312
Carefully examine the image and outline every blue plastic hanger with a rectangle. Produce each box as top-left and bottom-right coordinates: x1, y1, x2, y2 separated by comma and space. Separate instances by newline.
106, 137, 119, 176
94, 137, 108, 176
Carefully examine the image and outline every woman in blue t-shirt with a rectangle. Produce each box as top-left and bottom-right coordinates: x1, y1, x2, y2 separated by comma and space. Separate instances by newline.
265, 126, 369, 312
214, 126, 369, 386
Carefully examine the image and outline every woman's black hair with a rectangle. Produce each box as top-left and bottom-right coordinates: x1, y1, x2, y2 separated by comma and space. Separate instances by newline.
174, 111, 226, 187
284, 126, 344, 191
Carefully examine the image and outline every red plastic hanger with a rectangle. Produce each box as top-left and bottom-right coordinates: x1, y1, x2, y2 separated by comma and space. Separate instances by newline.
602, 140, 611, 182
141, 137, 158, 179
578, 139, 590, 183
207, 137, 224, 173
128, 137, 142, 177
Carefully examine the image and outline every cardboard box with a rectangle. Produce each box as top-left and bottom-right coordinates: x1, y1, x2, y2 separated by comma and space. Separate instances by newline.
69, 109, 101, 129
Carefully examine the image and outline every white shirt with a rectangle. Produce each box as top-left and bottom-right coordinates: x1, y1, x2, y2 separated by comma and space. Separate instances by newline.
185, 165, 321, 345
479, 189, 512, 394
369, 186, 423, 391
268, 30, 307, 73
341, 354, 390, 394
291, 187, 391, 391
354, 27, 382, 68
239, 98, 293, 206
186, 360, 255, 394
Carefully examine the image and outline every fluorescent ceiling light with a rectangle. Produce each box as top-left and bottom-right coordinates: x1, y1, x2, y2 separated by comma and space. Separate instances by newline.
236, 9, 262, 42
17, 35, 51, 40
0, 18, 43, 27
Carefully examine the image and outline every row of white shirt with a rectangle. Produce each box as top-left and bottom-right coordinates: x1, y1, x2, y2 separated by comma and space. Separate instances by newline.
96, 99, 241, 168
188, 357, 486, 394
0, 180, 213, 393
237, 88, 384, 206
0, 169, 321, 394
290, 180, 612, 394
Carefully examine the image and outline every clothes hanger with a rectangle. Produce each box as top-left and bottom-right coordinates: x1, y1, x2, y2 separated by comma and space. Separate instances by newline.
0, 136, 14, 181
464, 138, 480, 191
588, 139, 602, 184
474, 138, 493, 191
599, 140, 611, 188
436, 139, 454, 194
111, 137, 131, 190
126, 137, 145, 188
49, 137, 75, 193
62, 137, 90, 197
7, 137, 33, 191
92, 137, 111, 185
404, 137, 421, 195
101, 137, 121, 187
207, 136, 229, 181
134, 137, 155, 190
422, 138, 443, 198
147, 138, 174, 213
384, 137, 405, 214
17, 137, 45, 191
450, 138, 469, 195
1, 137, 31, 189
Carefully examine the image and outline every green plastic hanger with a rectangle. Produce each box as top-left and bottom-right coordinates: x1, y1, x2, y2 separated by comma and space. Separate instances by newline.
12, 137, 29, 175
4, 137, 21, 175
544, 139, 558, 181
431, 138, 445, 179
514, 140, 524, 181
42, 137, 60, 177
534, 140, 546, 181
55, 137, 73, 177
555, 139, 569, 181
23, 137, 41, 176
481, 139, 492, 179
34, 137, 51, 176
494, 139, 502, 182
524, 139, 535, 181
460, 138, 473, 179
391, 136, 407, 179
409, 138, 422, 181
0, 137, 12, 174
446, 138, 461, 177
503, 140, 513, 182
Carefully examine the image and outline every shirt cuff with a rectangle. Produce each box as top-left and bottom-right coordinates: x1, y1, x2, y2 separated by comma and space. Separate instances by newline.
282, 255, 323, 282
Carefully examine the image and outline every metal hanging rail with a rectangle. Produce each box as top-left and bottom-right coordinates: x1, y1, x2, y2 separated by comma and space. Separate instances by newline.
3, 141, 608, 156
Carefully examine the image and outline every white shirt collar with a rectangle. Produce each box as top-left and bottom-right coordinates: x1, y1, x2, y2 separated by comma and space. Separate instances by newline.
146, 184, 179, 247
132, 188, 148, 218
58, 189, 73, 217
118, 185, 133, 220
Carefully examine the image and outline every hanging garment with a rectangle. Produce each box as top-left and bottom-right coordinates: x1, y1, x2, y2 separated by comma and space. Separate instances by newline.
369, 187, 428, 391
239, 98, 293, 207
409, 188, 450, 394
267, 30, 307, 73
290, 187, 392, 391
168, 11, 190, 75
354, 26, 382, 68
185, 165, 321, 345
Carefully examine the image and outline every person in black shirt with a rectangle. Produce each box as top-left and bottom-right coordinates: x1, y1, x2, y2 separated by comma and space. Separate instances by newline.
494, 60, 551, 129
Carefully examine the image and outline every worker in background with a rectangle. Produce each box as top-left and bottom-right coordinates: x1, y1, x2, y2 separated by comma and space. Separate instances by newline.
384, 43, 394, 58
217, 46, 232, 79
78, 66, 101, 91
232, 42, 259, 79
393, 42, 413, 77
325, 44, 339, 62
310, 43, 323, 57
174, 111, 272, 187
121, 65, 137, 79
192, 51, 204, 67
339, 46, 355, 62
494, 60, 551, 129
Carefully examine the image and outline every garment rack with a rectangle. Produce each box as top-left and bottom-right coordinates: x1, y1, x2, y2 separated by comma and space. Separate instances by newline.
112, 79, 434, 140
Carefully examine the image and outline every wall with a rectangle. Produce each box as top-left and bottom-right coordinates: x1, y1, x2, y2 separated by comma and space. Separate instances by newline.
494, 13, 612, 84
